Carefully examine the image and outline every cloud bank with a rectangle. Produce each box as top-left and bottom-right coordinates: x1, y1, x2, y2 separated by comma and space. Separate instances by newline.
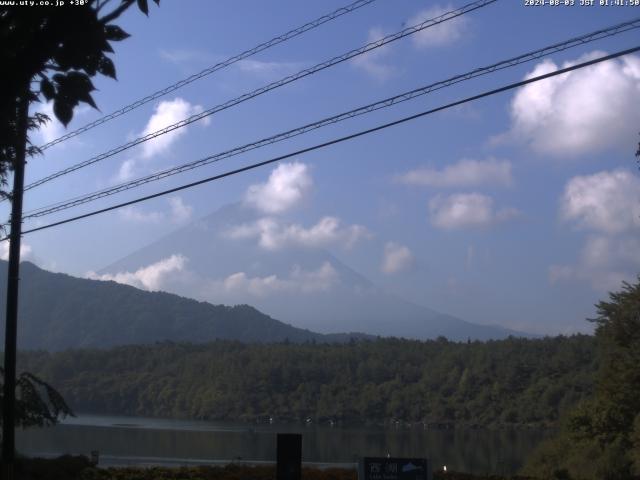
227, 216, 370, 250
351, 28, 396, 81
0, 242, 33, 261
551, 169, 640, 291
245, 162, 313, 214
397, 158, 513, 188
381, 242, 414, 274
506, 52, 640, 156
221, 262, 339, 297
408, 4, 469, 49
429, 193, 518, 230
88, 254, 187, 291
119, 196, 193, 224
561, 169, 640, 234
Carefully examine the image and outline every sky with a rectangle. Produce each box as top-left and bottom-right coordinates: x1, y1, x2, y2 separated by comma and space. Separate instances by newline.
3, 0, 640, 335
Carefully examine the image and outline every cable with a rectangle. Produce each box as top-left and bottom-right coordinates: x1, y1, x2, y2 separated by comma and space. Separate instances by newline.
22, 0, 497, 193
22, 18, 640, 219
9, 45, 638, 240
37, 0, 379, 151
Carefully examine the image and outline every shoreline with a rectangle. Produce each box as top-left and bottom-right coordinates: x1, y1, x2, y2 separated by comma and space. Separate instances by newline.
15, 456, 535, 480
60, 412, 557, 432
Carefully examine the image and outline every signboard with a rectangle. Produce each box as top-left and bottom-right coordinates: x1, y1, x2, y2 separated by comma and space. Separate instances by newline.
277, 433, 302, 480
359, 457, 432, 480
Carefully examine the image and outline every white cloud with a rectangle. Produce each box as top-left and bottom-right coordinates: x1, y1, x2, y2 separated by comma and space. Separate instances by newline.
549, 235, 640, 291
140, 98, 209, 159
87, 254, 187, 291
351, 27, 396, 81
160, 48, 216, 65
381, 242, 414, 274
167, 196, 193, 223
236, 59, 303, 78
116, 98, 209, 182
506, 52, 640, 156
227, 216, 370, 250
0, 241, 33, 261
290, 262, 339, 292
553, 168, 640, 292
116, 158, 138, 182
118, 196, 193, 224
397, 158, 512, 188
408, 4, 469, 49
429, 193, 519, 230
245, 162, 313, 214
561, 169, 640, 234
222, 262, 339, 297
223, 272, 286, 297
119, 206, 164, 224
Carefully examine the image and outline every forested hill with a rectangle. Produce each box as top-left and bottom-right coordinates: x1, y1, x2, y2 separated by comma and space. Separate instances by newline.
19, 335, 596, 427
0, 261, 365, 349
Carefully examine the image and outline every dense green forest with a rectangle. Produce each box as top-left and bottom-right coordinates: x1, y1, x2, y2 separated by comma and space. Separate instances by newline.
18, 335, 595, 428
523, 279, 640, 479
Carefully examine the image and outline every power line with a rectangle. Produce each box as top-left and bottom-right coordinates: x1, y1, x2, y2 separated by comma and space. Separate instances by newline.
10, 45, 638, 241
22, 0, 497, 194
22, 18, 640, 219
37, 0, 379, 151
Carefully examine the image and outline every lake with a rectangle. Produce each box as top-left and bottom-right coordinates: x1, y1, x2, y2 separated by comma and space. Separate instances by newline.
16, 414, 550, 475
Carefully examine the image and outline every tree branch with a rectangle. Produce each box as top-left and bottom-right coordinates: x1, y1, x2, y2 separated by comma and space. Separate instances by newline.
99, 0, 135, 25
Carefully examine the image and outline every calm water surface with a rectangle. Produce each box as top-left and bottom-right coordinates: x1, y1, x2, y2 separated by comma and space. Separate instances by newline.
16, 414, 550, 475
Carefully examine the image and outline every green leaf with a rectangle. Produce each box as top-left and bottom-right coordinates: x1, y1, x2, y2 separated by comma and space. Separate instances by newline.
64, 71, 96, 93
82, 53, 100, 76
53, 100, 73, 127
52, 72, 97, 113
98, 56, 116, 79
40, 78, 55, 101
61, 72, 98, 109
137, 0, 149, 15
104, 25, 130, 41
80, 92, 98, 110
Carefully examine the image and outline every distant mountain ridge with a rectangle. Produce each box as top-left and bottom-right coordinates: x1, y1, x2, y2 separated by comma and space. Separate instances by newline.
0, 261, 367, 351
100, 203, 531, 341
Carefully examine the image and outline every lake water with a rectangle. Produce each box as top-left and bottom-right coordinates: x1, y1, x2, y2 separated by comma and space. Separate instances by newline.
16, 414, 550, 475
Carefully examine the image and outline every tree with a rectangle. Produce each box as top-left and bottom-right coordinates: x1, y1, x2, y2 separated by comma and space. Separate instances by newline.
1, 0, 159, 473
0, 367, 73, 430
523, 278, 640, 480
1, 0, 159, 184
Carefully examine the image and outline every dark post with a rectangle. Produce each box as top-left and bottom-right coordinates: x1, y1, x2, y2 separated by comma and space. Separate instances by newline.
277, 433, 302, 480
2, 90, 29, 478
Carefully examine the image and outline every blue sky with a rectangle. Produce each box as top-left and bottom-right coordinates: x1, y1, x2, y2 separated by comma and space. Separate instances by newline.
5, 0, 640, 335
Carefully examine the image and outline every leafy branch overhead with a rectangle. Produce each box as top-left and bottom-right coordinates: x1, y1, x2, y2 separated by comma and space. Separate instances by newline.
0, 367, 74, 430
0, 0, 159, 429
0, 0, 159, 186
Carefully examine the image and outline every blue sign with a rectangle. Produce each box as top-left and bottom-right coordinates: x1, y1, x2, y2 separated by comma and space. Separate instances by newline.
359, 457, 432, 480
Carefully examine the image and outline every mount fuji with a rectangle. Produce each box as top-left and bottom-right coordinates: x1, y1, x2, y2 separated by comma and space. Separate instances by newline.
99, 202, 528, 341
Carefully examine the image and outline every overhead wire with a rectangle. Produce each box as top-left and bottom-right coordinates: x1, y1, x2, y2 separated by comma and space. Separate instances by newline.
21, 0, 497, 194
37, 0, 379, 151
21, 18, 640, 219
7, 45, 638, 241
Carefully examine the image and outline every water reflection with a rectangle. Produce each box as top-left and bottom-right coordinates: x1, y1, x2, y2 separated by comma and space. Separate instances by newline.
16, 414, 550, 475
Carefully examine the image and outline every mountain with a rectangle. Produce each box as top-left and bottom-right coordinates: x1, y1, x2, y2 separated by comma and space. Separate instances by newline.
100, 203, 529, 341
0, 261, 366, 351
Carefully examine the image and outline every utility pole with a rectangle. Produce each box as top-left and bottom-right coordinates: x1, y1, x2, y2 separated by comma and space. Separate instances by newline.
2, 88, 29, 479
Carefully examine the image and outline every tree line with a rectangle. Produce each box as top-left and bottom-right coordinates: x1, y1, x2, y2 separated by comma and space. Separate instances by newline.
17, 334, 596, 428
523, 279, 640, 479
